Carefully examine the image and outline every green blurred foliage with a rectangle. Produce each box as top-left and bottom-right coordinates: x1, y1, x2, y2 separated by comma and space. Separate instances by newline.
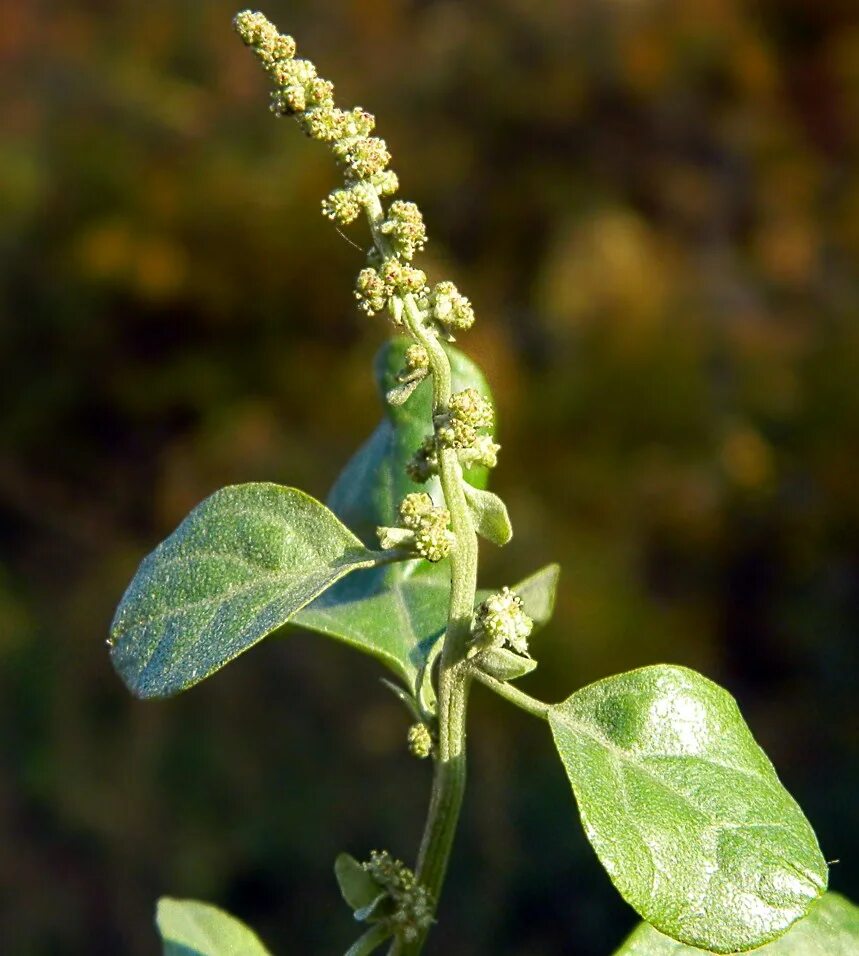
1, 0, 857, 953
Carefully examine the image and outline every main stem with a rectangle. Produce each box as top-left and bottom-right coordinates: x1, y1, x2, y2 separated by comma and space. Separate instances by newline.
363, 188, 479, 955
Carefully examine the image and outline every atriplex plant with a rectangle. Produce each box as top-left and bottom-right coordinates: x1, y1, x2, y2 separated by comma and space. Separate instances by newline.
108, 11, 859, 956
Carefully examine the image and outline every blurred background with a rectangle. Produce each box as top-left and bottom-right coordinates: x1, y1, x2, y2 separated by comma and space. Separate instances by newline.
2, 0, 858, 952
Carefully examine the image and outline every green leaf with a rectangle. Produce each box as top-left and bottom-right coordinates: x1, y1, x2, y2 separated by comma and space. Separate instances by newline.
293, 561, 449, 695
335, 853, 382, 912
110, 483, 379, 698
464, 485, 512, 546
548, 665, 828, 953
612, 892, 859, 956
471, 645, 537, 681
294, 563, 559, 696
327, 337, 492, 543
156, 898, 272, 956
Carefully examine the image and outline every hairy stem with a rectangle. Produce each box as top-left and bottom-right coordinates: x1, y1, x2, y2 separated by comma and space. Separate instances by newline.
470, 668, 551, 721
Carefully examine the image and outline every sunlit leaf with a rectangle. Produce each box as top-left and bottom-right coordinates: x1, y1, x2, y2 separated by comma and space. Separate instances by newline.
611, 892, 859, 955
156, 898, 272, 956
111, 483, 379, 698
549, 665, 827, 953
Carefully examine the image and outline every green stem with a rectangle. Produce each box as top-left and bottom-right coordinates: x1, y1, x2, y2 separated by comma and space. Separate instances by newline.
361, 187, 479, 955
346, 923, 394, 956
470, 668, 551, 721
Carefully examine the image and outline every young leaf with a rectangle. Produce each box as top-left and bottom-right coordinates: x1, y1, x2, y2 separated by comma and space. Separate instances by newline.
335, 853, 383, 912
328, 337, 492, 543
110, 483, 379, 699
611, 892, 859, 956
156, 898, 272, 956
463, 485, 512, 546
294, 563, 558, 697
471, 645, 537, 681
548, 665, 828, 953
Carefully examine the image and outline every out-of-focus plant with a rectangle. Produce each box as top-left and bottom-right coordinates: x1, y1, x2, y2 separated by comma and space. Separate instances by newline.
109, 11, 858, 956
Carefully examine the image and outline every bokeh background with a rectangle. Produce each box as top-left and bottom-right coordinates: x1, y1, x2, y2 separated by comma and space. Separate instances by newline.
2, 0, 858, 953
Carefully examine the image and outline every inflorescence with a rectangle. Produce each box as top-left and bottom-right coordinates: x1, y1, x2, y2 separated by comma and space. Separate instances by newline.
362, 851, 435, 944
470, 587, 533, 656
234, 10, 500, 511
377, 492, 455, 563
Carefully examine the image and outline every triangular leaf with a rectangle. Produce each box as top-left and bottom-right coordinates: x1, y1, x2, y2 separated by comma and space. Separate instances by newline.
549, 665, 827, 953
156, 898, 272, 955
612, 892, 859, 955
111, 483, 380, 698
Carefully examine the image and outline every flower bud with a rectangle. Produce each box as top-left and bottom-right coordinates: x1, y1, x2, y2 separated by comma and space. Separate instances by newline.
458, 434, 500, 470
380, 200, 427, 259
406, 436, 439, 483
333, 135, 391, 179
407, 722, 433, 759
430, 280, 475, 332
355, 267, 387, 315
414, 508, 453, 562
371, 169, 399, 197
322, 185, 363, 224
399, 492, 434, 530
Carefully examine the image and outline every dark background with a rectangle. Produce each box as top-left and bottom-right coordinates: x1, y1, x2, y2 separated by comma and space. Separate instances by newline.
1, 0, 857, 953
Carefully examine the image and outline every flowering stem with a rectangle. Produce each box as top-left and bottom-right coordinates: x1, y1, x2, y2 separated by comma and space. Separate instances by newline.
395, 300, 478, 956
360, 186, 478, 953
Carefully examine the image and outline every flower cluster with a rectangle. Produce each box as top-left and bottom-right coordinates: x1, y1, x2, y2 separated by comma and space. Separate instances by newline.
407, 389, 500, 481
407, 722, 434, 759
470, 587, 533, 656
235, 11, 397, 213
235, 10, 482, 343
377, 493, 454, 563
429, 281, 475, 333
355, 258, 427, 317
436, 388, 494, 449
362, 851, 434, 944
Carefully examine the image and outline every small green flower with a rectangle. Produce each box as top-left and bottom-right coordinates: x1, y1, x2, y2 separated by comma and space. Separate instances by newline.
430, 280, 475, 332
471, 587, 533, 655
322, 185, 363, 224
399, 492, 434, 530
355, 267, 387, 315
361, 851, 435, 943
381, 200, 427, 259
333, 135, 391, 179
407, 722, 434, 759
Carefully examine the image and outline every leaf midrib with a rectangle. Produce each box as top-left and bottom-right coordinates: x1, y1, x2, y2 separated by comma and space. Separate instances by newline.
551, 707, 823, 890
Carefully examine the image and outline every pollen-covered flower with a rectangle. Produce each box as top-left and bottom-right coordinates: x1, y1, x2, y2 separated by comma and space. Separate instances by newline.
430, 280, 475, 332
381, 200, 427, 259
471, 587, 533, 655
